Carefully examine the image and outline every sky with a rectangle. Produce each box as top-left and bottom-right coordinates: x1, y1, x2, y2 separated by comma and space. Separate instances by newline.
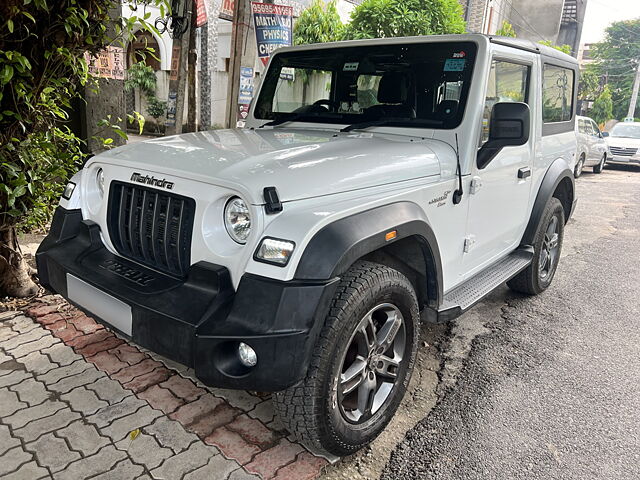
581, 0, 640, 43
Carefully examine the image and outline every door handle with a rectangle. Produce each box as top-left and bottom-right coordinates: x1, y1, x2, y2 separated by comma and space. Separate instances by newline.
518, 167, 531, 179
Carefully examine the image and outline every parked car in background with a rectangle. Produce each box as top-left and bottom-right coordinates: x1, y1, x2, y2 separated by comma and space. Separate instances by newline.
603, 122, 640, 168
575, 116, 608, 177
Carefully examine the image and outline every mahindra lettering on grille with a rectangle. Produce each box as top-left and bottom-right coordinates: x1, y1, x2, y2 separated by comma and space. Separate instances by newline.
107, 181, 195, 277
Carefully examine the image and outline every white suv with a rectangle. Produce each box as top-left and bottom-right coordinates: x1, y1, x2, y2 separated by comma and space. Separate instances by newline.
604, 121, 640, 167
575, 115, 608, 177
37, 35, 578, 456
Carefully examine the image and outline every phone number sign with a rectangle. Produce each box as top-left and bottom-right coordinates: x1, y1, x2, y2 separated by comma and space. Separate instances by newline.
251, 2, 293, 66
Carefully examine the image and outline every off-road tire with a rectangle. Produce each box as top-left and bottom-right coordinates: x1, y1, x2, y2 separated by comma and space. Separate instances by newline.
593, 154, 606, 174
273, 261, 419, 456
508, 197, 565, 295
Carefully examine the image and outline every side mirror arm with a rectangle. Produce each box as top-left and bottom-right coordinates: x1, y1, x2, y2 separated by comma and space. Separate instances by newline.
477, 142, 502, 170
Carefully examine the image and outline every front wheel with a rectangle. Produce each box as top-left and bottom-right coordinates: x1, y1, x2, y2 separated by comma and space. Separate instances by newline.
574, 155, 585, 178
508, 197, 565, 295
594, 154, 606, 174
273, 261, 419, 456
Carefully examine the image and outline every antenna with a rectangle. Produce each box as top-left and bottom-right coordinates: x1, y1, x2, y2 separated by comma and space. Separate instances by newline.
452, 133, 463, 205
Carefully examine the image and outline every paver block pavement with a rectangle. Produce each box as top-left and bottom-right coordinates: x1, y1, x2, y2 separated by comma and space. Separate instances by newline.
183, 453, 239, 480
55, 444, 128, 480
0, 445, 34, 477
0, 388, 28, 417
26, 431, 81, 472
9, 376, 50, 406
149, 441, 221, 479
58, 420, 110, 456
115, 432, 173, 469
13, 406, 81, 443
144, 416, 200, 454
61, 386, 108, 415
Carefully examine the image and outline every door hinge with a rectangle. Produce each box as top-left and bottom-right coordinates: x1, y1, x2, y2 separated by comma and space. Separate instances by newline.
470, 176, 482, 194
463, 235, 476, 253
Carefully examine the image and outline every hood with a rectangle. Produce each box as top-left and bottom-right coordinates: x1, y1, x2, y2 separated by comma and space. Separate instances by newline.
95, 128, 450, 204
606, 136, 640, 149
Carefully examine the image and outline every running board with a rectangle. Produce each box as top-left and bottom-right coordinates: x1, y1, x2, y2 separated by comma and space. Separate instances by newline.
437, 247, 534, 322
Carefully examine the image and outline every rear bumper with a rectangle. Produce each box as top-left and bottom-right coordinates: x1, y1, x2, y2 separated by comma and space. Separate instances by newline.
36, 207, 338, 391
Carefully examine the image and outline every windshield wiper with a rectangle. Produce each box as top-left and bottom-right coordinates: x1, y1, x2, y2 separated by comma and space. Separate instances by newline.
260, 112, 315, 128
340, 118, 443, 133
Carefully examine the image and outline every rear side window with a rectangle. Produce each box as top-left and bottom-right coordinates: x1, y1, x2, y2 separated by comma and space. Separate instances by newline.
542, 64, 574, 123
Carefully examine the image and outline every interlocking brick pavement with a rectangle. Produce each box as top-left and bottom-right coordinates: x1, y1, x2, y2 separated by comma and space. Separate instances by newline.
0, 296, 331, 479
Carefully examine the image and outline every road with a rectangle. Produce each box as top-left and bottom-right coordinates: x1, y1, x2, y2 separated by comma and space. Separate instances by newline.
380, 164, 640, 479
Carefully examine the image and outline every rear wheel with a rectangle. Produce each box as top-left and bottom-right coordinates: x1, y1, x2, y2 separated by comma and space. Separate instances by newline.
508, 197, 565, 295
574, 155, 585, 178
273, 261, 419, 456
593, 154, 606, 174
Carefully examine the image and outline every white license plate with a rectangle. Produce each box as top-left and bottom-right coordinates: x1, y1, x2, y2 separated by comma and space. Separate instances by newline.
66, 274, 133, 336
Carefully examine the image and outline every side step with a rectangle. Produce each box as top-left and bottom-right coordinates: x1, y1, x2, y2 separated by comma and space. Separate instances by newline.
437, 247, 534, 322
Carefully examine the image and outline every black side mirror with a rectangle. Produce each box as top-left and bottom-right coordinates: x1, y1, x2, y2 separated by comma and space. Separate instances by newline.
477, 102, 530, 169
602, 131, 609, 137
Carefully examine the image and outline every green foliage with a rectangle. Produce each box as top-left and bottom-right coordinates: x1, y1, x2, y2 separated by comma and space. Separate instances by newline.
294, 0, 344, 45
343, 0, 465, 40
495, 21, 516, 38
0, 0, 169, 231
590, 19, 640, 119
578, 66, 601, 102
538, 40, 572, 55
591, 85, 613, 126
146, 96, 167, 120
125, 61, 157, 96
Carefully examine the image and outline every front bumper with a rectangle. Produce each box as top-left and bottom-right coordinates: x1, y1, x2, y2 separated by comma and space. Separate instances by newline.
36, 207, 338, 391
607, 155, 640, 166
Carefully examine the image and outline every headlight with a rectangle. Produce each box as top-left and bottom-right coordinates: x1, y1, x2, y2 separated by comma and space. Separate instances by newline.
96, 168, 105, 197
224, 196, 252, 244
254, 237, 295, 266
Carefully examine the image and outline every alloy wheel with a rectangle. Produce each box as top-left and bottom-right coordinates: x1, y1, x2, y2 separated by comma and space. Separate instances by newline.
539, 215, 560, 280
337, 303, 406, 424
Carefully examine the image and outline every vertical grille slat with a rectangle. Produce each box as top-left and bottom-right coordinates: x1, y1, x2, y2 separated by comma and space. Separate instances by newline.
107, 181, 195, 277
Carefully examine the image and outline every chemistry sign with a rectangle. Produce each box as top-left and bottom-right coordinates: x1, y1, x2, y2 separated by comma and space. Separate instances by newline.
251, 2, 293, 66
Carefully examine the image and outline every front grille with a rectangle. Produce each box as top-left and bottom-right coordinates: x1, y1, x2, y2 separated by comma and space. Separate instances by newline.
609, 146, 638, 157
107, 181, 195, 277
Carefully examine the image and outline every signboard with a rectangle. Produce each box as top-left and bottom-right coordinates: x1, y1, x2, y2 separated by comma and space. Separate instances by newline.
85, 46, 125, 80
251, 2, 293, 66
169, 46, 181, 81
239, 67, 254, 105
195, 0, 208, 27
220, 0, 234, 20
166, 91, 178, 126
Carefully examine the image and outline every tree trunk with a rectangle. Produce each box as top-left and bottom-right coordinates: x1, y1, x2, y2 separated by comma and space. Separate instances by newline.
0, 226, 39, 298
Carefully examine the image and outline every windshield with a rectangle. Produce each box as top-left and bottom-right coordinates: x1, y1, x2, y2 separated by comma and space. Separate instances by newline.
254, 42, 478, 129
609, 123, 640, 139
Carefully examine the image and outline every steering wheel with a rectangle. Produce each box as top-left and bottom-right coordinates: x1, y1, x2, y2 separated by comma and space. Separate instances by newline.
312, 99, 337, 111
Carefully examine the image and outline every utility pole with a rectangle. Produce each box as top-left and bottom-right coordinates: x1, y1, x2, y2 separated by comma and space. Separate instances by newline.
165, 3, 192, 136
627, 63, 640, 120
186, 0, 198, 132
225, 0, 248, 128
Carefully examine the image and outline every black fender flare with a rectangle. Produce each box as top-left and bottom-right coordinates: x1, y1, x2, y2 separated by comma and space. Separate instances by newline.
294, 201, 443, 307
521, 157, 575, 246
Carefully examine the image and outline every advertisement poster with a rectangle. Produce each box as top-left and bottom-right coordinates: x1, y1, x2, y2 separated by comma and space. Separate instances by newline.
239, 67, 254, 105
84, 46, 125, 80
220, 0, 234, 20
251, 2, 293, 66
195, 0, 208, 27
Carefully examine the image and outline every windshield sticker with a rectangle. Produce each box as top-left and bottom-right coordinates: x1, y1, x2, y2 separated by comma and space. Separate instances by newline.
343, 62, 359, 72
444, 58, 466, 72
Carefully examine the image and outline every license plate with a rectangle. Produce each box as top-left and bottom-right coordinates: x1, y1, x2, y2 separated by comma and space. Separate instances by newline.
66, 274, 133, 336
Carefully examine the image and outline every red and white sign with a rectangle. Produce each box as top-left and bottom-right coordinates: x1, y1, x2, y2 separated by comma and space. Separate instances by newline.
195, 0, 208, 27
220, 0, 234, 20
84, 46, 125, 80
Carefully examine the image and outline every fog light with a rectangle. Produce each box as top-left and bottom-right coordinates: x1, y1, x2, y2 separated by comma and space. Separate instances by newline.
238, 342, 257, 367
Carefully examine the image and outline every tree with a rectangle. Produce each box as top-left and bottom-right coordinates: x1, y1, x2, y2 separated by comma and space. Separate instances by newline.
294, 0, 344, 45
343, 0, 465, 40
495, 20, 516, 37
591, 19, 640, 119
591, 85, 613, 126
538, 40, 572, 55
0, 0, 167, 297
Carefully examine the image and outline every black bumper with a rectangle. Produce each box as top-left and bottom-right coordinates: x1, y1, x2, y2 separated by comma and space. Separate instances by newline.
37, 207, 338, 391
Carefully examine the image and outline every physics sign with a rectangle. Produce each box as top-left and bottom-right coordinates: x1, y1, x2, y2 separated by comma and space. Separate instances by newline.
251, 2, 293, 66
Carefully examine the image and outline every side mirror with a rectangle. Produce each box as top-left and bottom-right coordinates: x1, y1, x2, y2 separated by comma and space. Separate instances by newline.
602, 131, 609, 137
477, 102, 530, 169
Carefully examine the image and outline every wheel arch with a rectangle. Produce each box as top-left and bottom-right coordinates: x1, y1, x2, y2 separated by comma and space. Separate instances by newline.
294, 201, 443, 309
522, 158, 575, 245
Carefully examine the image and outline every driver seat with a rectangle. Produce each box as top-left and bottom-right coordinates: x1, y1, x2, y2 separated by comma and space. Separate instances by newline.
364, 72, 416, 119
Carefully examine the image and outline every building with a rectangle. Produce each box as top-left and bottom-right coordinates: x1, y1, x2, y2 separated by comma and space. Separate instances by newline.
460, 0, 589, 57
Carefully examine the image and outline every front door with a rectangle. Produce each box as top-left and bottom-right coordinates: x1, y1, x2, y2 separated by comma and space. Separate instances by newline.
464, 57, 535, 276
